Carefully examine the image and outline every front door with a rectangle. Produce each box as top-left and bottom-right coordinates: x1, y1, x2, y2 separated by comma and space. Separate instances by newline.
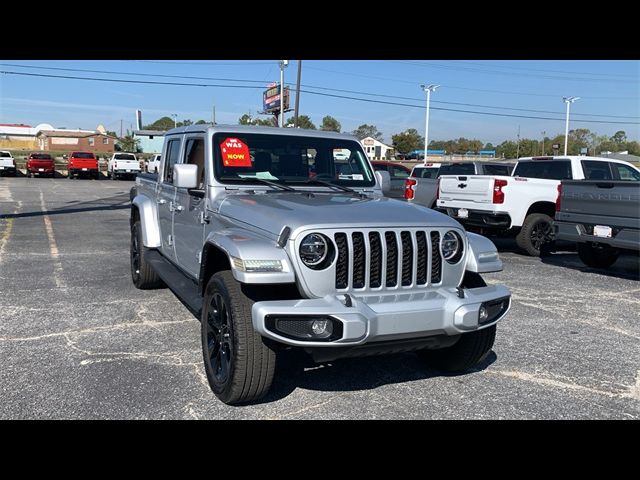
157, 137, 182, 263
173, 136, 206, 278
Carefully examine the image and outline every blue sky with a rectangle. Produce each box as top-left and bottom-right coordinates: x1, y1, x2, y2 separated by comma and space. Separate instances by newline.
1, 60, 638, 145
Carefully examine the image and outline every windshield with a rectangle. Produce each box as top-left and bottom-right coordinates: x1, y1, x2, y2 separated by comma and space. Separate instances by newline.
115, 154, 136, 160
213, 133, 375, 187
31, 154, 52, 160
72, 152, 95, 159
0, 152, 11, 158
412, 167, 439, 179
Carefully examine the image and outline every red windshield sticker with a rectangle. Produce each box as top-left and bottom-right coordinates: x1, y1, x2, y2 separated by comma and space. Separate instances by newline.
220, 138, 252, 167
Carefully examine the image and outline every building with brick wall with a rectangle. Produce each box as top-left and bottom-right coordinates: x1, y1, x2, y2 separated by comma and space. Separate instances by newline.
36, 129, 118, 153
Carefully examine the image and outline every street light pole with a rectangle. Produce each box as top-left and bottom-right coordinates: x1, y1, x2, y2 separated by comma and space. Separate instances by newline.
171, 114, 177, 128
563, 96, 580, 156
420, 84, 439, 161
541, 131, 546, 155
279, 60, 289, 128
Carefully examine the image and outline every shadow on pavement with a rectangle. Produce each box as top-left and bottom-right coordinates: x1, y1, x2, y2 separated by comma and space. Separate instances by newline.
0, 193, 131, 219
540, 251, 640, 281
257, 349, 498, 405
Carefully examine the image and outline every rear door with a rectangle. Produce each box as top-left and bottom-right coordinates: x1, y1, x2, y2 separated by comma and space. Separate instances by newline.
157, 137, 182, 263
173, 135, 206, 277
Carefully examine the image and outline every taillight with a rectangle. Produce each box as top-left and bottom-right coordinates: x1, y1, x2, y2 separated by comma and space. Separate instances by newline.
404, 178, 417, 200
493, 179, 507, 204
436, 178, 440, 200
555, 184, 562, 213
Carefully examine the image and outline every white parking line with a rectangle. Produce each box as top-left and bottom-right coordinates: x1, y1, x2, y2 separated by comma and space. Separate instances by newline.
39, 190, 67, 289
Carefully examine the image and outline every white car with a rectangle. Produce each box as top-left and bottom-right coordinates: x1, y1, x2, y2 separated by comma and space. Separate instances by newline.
145, 154, 161, 173
108, 153, 141, 180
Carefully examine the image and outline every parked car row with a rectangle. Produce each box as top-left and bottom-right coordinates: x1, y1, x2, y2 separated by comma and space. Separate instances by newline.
400, 155, 639, 264
0, 151, 161, 180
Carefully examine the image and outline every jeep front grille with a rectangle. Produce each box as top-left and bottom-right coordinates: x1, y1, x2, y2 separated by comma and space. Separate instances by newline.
334, 229, 443, 291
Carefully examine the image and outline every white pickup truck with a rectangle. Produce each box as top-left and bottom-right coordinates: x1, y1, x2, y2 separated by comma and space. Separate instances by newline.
437, 156, 640, 256
145, 154, 161, 173
108, 152, 141, 180
0, 151, 17, 176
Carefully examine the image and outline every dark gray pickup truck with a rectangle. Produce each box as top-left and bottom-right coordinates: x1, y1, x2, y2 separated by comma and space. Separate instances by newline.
555, 179, 640, 268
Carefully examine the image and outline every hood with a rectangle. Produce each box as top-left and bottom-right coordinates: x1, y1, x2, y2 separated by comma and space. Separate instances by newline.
218, 191, 462, 237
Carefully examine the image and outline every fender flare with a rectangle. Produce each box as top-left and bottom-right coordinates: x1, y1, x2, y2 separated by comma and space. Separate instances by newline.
131, 195, 161, 248
465, 232, 503, 273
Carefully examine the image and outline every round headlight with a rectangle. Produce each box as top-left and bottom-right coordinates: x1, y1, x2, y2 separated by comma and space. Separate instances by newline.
441, 230, 463, 263
300, 233, 328, 267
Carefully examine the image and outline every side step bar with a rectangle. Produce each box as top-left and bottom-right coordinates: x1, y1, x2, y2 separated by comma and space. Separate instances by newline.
145, 250, 203, 316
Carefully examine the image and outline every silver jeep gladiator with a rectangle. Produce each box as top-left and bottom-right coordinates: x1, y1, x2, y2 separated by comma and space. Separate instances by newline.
129, 124, 511, 405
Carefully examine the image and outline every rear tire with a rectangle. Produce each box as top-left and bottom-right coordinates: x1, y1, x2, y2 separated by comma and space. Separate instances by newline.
201, 271, 276, 405
516, 213, 554, 256
577, 243, 620, 269
130, 220, 163, 289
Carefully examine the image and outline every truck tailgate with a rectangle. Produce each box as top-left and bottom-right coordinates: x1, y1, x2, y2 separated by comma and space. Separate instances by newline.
114, 160, 140, 170
438, 175, 496, 204
559, 180, 640, 229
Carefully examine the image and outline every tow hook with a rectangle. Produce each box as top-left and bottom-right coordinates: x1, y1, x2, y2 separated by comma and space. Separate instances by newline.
456, 287, 465, 298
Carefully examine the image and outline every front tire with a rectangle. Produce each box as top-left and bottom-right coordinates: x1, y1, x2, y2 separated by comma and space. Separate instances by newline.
201, 271, 276, 405
418, 325, 496, 372
577, 243, 620, 269
130, 220, 163, 289
516, 213, 554, 256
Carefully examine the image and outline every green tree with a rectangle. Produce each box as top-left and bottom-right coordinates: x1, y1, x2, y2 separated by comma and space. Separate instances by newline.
143, 116, 175, 131
320, 115, 341, 132
238, 112, 277, 127
239, 113, 254, 125
496, 140, 518, 159
177, 119, 193, 127
117, 130, 141, 153
391, 129, 424, 154
106, 130, 118, 138
611, 130, 627, 144
195, 120, 208, 125
352, 124, 383, 141
285, 115, 316, 130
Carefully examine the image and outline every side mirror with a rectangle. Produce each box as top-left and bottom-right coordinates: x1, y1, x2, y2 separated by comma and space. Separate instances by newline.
375, 170, 391, 195
173, 164, 199, 189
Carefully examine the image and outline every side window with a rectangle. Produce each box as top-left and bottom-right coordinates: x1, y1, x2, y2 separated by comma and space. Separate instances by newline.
183, 138, 205, 188
582, 160, 612, 180
390, 166, 409, 179
611, 163, 640, 181
163, 139, 181, 184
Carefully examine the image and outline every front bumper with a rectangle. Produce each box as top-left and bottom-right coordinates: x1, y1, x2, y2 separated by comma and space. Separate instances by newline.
252, 284, 511, 347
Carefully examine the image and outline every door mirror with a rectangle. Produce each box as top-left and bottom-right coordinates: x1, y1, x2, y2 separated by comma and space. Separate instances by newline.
173, 164, 199, 189
375, 170, 391, 194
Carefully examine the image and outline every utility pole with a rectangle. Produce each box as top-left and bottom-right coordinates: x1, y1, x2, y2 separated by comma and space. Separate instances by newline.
279, 60, 289, 128
516, 125, 521, 158
213, 104, 216, 124
120, 119, 123, 138
420, 84, 440, 161
541, 131, 546, 155
563, 96, 580, 156
294, 60, 302, 128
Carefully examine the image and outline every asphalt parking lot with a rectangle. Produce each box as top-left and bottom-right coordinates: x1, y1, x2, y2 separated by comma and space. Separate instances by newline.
0, 176, 638, 419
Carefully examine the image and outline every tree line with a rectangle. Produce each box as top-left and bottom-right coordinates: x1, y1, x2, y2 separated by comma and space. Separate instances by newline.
130, 115, 640, 158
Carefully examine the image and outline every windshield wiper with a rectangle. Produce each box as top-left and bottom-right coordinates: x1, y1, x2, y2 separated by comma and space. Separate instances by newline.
298, 178, 359, 194
223, 177, 296, 191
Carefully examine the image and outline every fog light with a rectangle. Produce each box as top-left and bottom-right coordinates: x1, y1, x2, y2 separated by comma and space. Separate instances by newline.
478, 296, 510, 325
311, 319, 329, 335
479, 305, 489, 322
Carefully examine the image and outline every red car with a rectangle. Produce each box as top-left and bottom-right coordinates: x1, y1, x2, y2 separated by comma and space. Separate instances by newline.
26, 152, 55, 178
68, 151, 99, 180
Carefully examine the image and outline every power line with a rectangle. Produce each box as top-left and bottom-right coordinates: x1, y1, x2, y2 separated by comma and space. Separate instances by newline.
439, 60, 638, 78
388, 60, 638, 84
4, 63, 636, 120
2, 70, 638, 125
305, 64, 639, 100
124, 60, 275, 66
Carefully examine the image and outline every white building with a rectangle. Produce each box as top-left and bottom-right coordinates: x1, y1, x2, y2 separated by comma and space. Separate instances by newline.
360, 136, 393, 160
